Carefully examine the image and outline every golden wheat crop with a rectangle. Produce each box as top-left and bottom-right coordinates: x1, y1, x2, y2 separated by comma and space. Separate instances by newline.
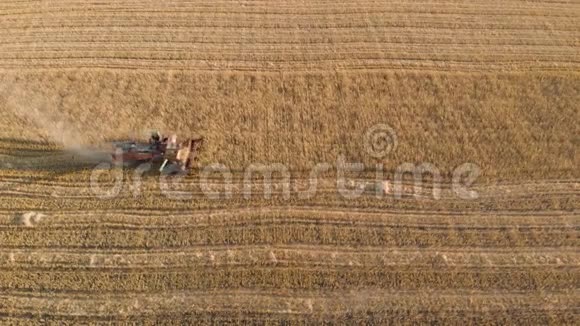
0, 0, 578, 324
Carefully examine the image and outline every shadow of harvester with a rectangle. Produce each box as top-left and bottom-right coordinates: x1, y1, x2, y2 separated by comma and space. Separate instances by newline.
0, 137, 112, 174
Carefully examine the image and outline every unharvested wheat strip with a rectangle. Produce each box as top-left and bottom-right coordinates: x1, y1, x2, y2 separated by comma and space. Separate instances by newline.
1, 59, 577, 72
3, 63, 573, 73
0, 20, 556, 32
0, 244, 578, 256
3, 261, 577, 271
7, 9, 575, 18
2, 71, 574, 179
0, 206, 577, 226
0, 37, 576, 49
0, 224, 576, 244
0, 26, 577, 37
0, 289, 577, 320
3, 16, 575, 29
0, 203, 576, 218
11, 5, 574, 11
0, 14, 576, 24
1, 38, 577, 48
87, 12, 568, 22
0, 226, 575, 249
1, 260, 578, 275
1, 1, 577, 14
0, 246, 576, 269
0, 215, 576, 230
1, 3, 576, 15
3, 51, 576, 62
1, 245, 576, 256
0, 40, 576, 53
1, 2, 576, 14
1, 17, 576, 29
1, 288, 576, 300
0, 194, 575, 213
1, 215, 576, 229
1, 313, 576, 324
0, 23, 576, 36
0, 288, 578, 308
0, 266, 576, 292
1, 61, 577, 72
2, 55, 574, 66
3, 0, 576, 6
2, 213, 575, 229
0, 57, 576, 69
1, 21, 577, 31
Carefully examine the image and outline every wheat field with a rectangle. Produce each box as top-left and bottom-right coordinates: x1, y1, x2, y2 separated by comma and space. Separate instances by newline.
0, 0, 579, 324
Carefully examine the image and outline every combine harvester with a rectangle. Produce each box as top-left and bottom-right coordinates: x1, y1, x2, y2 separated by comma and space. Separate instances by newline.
111, 132, 204, 174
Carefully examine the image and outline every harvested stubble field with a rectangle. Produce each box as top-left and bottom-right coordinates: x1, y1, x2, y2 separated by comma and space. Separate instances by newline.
0, 0, 579, 324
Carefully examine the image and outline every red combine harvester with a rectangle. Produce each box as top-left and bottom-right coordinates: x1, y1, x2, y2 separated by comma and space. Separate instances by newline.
111, 132, 204, 174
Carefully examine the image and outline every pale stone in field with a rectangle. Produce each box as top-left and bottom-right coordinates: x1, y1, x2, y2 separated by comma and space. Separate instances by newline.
269, 251, 278, 263
18, 212, 46, 227
383, 180, 391, 195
